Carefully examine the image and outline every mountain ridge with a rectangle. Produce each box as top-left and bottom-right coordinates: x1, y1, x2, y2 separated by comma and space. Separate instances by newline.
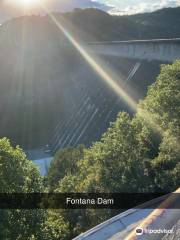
1, 7, 180, 41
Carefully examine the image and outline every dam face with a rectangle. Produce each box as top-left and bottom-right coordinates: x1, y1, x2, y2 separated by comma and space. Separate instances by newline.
88, 39, 180, 62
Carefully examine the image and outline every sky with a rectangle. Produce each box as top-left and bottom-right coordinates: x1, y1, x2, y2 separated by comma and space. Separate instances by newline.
0, 0, 180, 23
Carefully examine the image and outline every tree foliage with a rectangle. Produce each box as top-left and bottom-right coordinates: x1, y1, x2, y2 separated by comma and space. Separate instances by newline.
47, 145, 85, 189
0, 138, 70, 240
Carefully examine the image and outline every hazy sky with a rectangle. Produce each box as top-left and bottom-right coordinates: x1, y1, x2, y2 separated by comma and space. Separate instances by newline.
0, 0, 180, 23
100, 0, 180, 14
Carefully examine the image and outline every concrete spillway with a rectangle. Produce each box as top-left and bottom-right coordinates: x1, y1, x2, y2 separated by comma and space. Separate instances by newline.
88, 38, 180, 62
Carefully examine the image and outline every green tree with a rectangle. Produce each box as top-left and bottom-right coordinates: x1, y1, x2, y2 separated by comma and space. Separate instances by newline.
0, 138, 70, 240
137, 61, 180, 131
47, 145, 85, 189
42, 211, 70, 240
69, 112, 152, 193
0, 138, 45, 240
53, 113, 154, 237
136, 61, 180, 191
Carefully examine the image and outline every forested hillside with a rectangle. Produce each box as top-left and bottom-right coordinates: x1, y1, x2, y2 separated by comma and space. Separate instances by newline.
62, 7, 180, 41
0, 7, 179, 148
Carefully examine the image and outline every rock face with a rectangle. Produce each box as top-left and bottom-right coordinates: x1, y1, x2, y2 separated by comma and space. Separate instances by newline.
1, 8, 177, 150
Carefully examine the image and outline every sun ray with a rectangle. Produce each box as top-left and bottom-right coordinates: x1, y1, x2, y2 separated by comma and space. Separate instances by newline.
39, 4, 138, 112
20, 1, 179, 152
5, 0, 179, 149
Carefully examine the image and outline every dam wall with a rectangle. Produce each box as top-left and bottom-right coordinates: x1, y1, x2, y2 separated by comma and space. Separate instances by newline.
88, 39, 180, 62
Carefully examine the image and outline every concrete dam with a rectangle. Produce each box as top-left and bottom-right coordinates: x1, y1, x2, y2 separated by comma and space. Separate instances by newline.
88, 38, 180, 62
24, 38, 180, 173
48, 38, 180, 153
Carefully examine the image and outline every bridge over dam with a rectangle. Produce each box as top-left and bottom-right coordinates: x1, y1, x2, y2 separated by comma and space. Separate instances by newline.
87, 38, 180, 62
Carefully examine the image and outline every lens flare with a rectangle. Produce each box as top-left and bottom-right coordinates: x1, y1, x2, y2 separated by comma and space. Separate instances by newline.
39, 4, 138, 112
